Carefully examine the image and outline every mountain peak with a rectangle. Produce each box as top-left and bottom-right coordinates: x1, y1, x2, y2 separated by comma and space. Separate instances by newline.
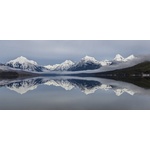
5, 56, 46, 72
45, 60, 75, 71
19, 56, 27, 59
82, 55, 98, 62
100, 59, 112, 66
114, 54, 124, 61
15, 56, 28, 61
129, 54, 134, 57
62, 60, 74, 65
7, 56, 38, 65
115, 54, 124, 58
4, 54, 137, 72
125, 54, 135, 60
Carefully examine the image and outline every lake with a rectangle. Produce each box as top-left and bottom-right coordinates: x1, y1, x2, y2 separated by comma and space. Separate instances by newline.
0, 76, 150, 110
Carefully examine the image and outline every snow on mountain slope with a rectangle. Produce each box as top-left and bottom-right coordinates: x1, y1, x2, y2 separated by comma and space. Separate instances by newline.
6, 56, 47, 72
82, 56, 112, 66
45, 60, 74, 71
7, 56, 37, 66
114, 54, 136, 62
81, 56, 99, 63
3, 54, 137, 72
68, 56, 102, 71
99, 60, 112, 66
124, 55, 136, 61
114, 54, 125, 61
80, 54, 135, 65
68, 54, 135, 71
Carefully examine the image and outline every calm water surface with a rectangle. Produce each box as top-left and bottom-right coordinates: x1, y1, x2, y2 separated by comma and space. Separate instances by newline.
0, 76, 150, 110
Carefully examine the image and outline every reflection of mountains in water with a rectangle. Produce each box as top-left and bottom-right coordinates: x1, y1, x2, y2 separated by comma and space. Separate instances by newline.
0, 77, 150, 96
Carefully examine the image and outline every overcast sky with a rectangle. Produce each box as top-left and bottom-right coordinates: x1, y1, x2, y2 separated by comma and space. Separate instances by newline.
0, 40, 150, 65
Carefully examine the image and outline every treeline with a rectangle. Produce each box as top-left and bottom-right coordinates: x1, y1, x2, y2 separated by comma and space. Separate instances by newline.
0, 70, 38, 79
0, 71, 19, 79
94, 61, 150, 78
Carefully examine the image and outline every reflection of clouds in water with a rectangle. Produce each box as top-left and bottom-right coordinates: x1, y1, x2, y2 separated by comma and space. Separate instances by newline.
1, 77, 150, 96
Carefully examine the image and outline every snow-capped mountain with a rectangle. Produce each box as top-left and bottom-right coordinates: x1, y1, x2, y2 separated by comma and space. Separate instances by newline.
6, 56, 48, 72
114, 54, 125, 61
100, 60, 112, 66
45, 56, 106, 71
3, 54, 137, 72
7, 56, 38, 66
68, 54, 136, 71
81, 56, 99, 63
113, 54, 136, 62
68, 56, 102, 71
124, 55, 135, 61
45, 60, 74, 71
82, 56, 112, 66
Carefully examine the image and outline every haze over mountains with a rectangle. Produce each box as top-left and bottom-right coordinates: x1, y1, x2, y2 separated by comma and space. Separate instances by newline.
1, 54, 138, 73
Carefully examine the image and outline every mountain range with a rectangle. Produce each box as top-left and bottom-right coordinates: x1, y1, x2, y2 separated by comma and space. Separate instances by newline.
0, 54, 150, 95
1, 54, 137, 73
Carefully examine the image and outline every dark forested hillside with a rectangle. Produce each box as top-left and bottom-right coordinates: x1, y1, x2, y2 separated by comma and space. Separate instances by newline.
0, 70, 38, 79
94, 61, 150, 77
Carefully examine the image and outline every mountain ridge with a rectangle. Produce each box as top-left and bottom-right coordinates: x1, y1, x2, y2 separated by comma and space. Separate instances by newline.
0, 54, 138, 73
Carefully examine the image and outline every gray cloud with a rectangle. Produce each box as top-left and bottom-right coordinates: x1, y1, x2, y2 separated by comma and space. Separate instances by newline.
0, 40, 150, 65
